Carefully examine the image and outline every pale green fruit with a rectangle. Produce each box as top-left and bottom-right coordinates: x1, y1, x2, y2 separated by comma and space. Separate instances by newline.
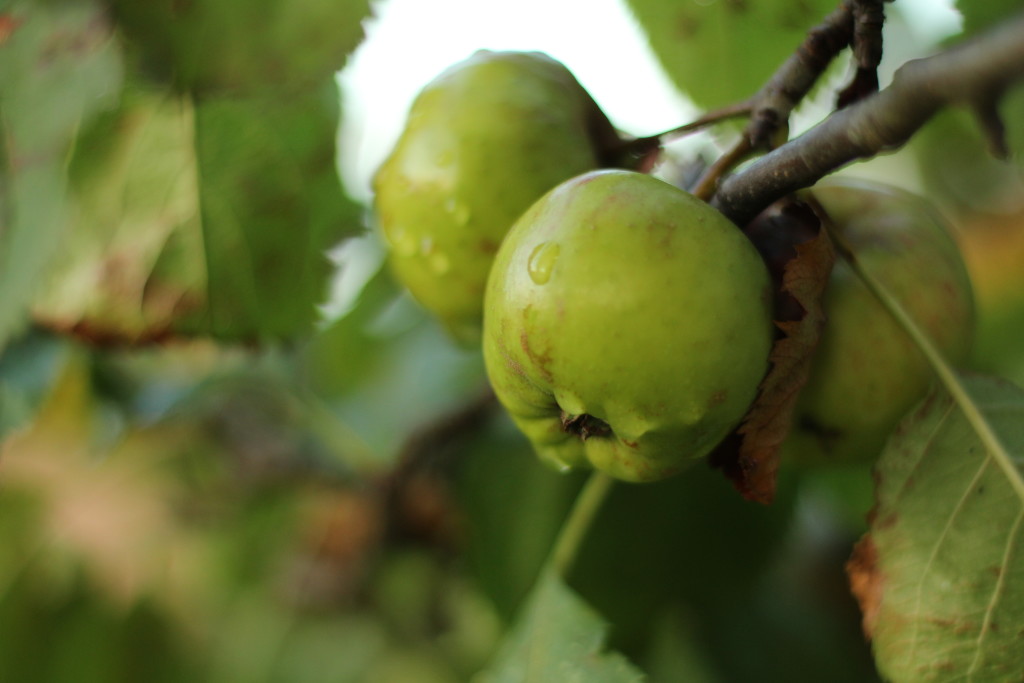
483, 170, 774, 483
373, 51, 620, 344
783, 179, 976, 465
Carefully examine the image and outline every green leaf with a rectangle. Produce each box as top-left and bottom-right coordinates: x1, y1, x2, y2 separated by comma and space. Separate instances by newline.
0, 0, 123, 352
860, 375, 1024, 682
456, 418, 583, 621
623, 0, 837, 107
31, 80, 362, 342
112, 0, 374, 96
956, 1, 1023, 35
186, 82, 361, 339
479, 569, 644, 683
30, 86, 203, 342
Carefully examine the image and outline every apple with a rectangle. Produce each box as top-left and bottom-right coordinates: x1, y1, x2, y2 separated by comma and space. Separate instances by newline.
373, 51, 621, 344
783, 178, 976, 465
483, 170, 774, 483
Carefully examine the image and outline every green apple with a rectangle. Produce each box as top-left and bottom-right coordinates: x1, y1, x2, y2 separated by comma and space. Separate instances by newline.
373, 51, 621, 344
483, 170, 774, 483
783, 178, 976, 465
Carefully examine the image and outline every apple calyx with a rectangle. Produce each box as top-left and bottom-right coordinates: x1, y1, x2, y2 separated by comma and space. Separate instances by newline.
561, 412, 612, 441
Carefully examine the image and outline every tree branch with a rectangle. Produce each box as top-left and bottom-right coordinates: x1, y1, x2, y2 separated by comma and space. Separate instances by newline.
713, 12, 1024, 225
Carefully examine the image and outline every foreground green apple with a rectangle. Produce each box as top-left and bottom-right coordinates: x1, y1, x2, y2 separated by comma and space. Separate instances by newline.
373, 51, 620, 344
483, 170, 774, 482
783, 179, 976, 465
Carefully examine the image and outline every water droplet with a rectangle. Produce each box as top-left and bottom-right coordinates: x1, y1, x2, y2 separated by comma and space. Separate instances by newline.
444, 198, 471, 226
528, 242, 560, 285
388, 226, 418, 257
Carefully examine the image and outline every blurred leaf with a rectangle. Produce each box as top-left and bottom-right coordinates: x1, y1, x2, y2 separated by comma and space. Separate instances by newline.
0, 352, 193, 606
187, 81, 361, 339
623, 0, 837, 107
960, 208, 1024, 384
301, 264, 403, 396
571, 463, 796, 656
31, 79, 362, 343
304, 287, 488, 462
641, 611, 720, 683
0, 0, 123, 352
695, 517, 881, 683
31, 86, 203, 342
850, 375, 1024, 682
479, 568, 644, 683
956, 1, 1023, 35
112, 0, 374, 96
910, 105, 1024, 216
0, 330, 69, 438
457, 417, 583, 621
0, 577, 202, 683
459, 419, 798, 656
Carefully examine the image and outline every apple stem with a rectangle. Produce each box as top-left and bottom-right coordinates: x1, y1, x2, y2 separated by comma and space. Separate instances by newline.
550, 471, 616, 578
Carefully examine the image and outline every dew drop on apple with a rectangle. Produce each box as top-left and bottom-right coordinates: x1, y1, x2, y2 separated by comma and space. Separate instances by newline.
528, 242, 560, 285
420, 237, 450, 274
389, 226, 418, 257
445, 197, 471, 226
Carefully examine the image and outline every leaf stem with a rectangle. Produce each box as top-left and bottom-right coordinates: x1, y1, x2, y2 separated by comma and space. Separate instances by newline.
550, 471, 615, 578
822, 219, 1024, 502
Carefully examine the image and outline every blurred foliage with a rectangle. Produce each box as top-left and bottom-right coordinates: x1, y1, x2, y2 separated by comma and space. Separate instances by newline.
623, 0, 837, 108
0, 0, 123, 350
2, 0, 1024, 681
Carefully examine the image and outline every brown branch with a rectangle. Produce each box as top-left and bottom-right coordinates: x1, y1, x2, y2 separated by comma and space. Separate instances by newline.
712, 11, 1024, 226
837, 0, 886, 108
379, 386, 498, 546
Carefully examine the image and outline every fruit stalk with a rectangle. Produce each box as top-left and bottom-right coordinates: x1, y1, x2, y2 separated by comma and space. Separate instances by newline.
550, 472, 616, 578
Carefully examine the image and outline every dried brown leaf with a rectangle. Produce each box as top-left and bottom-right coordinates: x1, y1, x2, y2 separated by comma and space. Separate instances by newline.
847, 535, 882, 638
711, 199, 835, 503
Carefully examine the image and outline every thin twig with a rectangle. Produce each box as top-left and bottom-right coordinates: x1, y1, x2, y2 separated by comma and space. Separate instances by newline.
658, 100, 754, 143
613, 101, 753, 167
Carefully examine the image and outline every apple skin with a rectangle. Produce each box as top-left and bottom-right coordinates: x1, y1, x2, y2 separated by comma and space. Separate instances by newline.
783, 178, 976, 465
483, 170, 774, 483
373, 51, 620, 344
